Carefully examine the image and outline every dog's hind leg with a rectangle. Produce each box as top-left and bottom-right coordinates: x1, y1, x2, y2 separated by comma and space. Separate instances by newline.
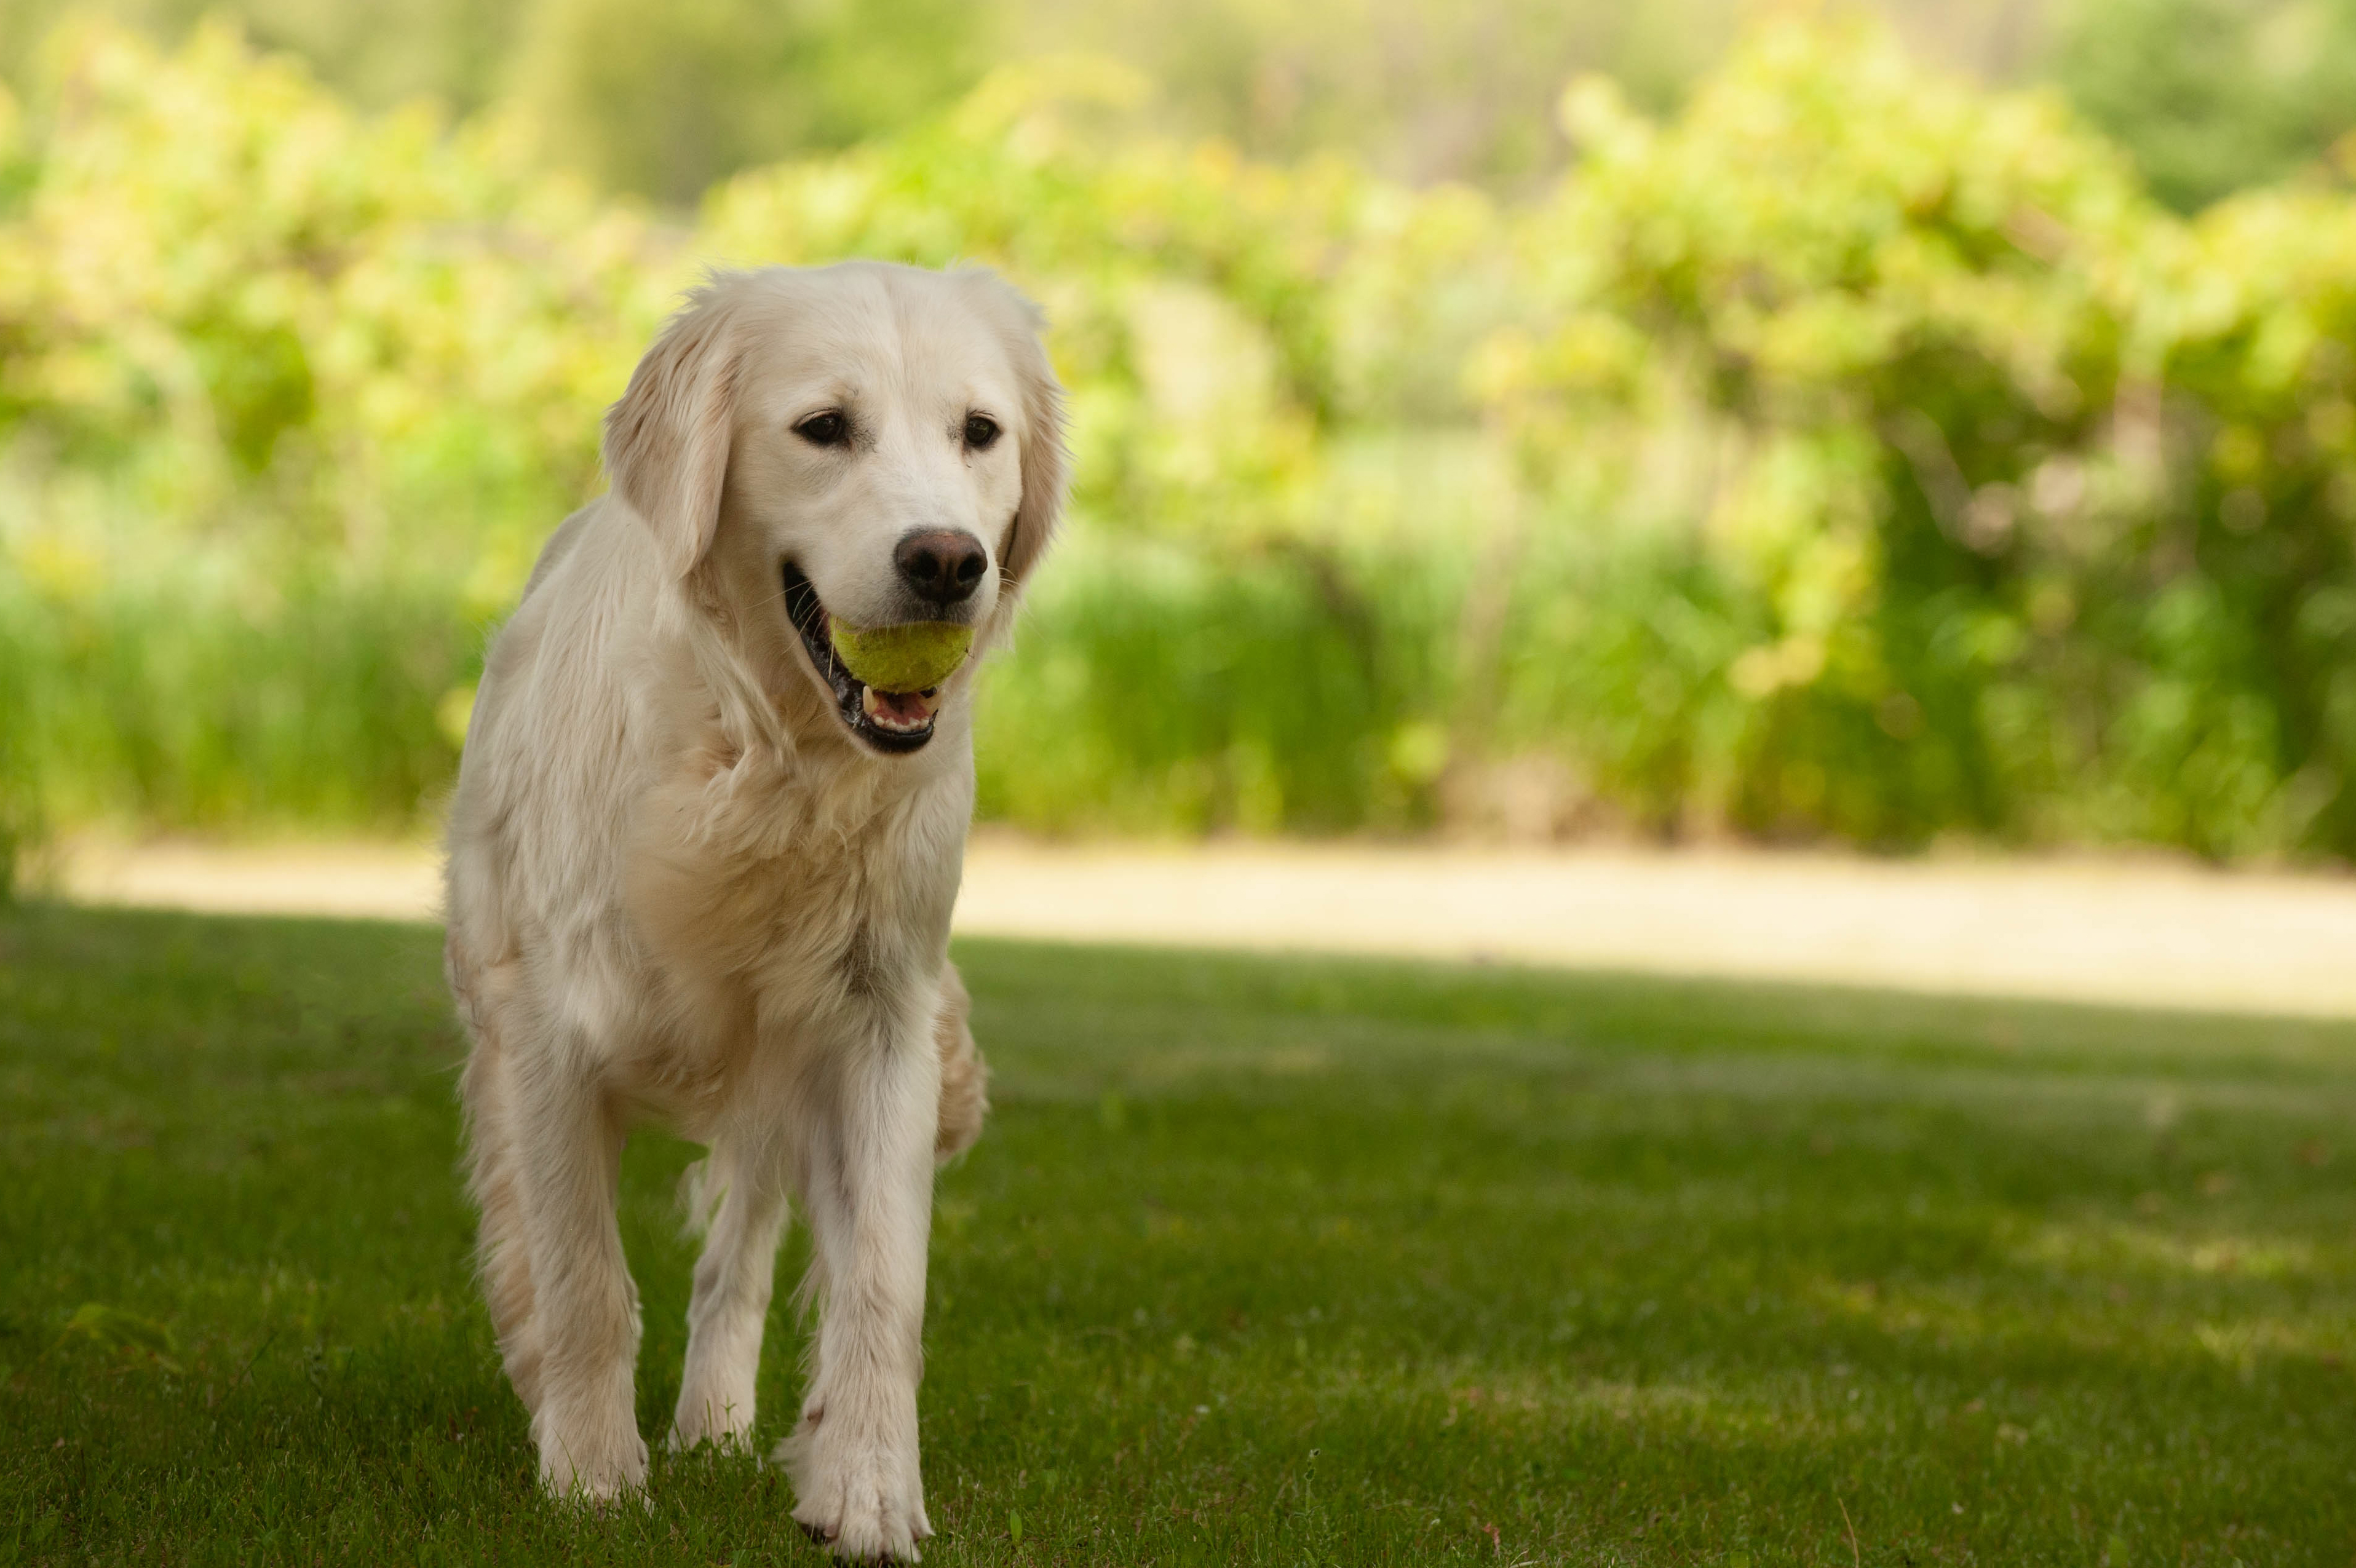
500, 1034, 645, 1502
670, 1140, 790, 1452
453, 941, 549, 1415
461, 1029, 546, 1414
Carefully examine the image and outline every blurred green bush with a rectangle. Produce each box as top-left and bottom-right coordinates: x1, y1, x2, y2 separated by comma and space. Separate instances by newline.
2049, 0, 2356, 213
1483, 20, 2356, 855
1, 18, 2353, 862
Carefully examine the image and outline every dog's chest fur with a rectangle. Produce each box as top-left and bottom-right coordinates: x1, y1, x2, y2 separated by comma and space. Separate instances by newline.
614, 734, 968, 1117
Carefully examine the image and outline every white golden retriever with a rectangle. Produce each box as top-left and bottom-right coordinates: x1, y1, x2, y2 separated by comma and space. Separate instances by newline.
442, 262, 1065, 1559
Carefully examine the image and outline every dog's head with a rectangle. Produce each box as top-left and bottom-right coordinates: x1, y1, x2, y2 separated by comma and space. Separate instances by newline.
603, 263, 1067, 756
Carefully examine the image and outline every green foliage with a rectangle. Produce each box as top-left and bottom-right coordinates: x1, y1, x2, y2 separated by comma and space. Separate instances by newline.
1484, 19, 2356, 853
2, 17, 2356, 857
975, 531, 1472, 834
2050, 0, 2356, 212
10, 905, 2356, 1561
10, 1, 2349, 210
1005, 0, 1734, 185
0, 20, 675, 587
0, 0, 1742, 196
0, 0, 524, 115
0, 22, 677, 833
507, 0, 986, 204
0, 577, 480, 831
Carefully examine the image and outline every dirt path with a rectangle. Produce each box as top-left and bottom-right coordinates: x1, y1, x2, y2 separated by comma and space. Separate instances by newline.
48, 834, 2356, 1019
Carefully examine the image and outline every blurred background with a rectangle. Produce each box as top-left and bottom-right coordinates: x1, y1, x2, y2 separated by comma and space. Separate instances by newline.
3, 0, 2355, 890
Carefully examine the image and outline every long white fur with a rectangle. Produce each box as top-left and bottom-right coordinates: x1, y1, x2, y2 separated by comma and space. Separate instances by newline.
443, 263, 1065, 1560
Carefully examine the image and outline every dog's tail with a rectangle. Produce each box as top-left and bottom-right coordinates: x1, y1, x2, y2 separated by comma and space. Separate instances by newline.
934, 962, 989, 1165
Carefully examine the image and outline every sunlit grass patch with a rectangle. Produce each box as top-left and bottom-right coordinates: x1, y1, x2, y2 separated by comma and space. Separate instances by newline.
2014, 1216, 2328, 1282
4, 906, 2356, 1563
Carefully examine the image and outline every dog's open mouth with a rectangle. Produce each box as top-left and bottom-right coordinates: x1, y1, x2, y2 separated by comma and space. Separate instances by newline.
782, 564, 942, 754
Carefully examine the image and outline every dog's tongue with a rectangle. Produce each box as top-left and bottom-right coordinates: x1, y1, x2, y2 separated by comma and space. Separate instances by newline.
860, 685, 939, 731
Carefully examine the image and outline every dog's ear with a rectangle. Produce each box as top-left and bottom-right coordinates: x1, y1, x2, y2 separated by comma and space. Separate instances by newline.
977, 279, 1068, 590
1005, 351, 1068, 589
603, 279, 744, 578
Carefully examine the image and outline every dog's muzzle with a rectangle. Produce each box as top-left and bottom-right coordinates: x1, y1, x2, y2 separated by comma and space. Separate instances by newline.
782, 563, 945, 754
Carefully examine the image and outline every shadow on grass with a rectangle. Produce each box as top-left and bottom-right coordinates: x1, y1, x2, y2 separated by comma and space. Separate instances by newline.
3, 902, 2354, 1564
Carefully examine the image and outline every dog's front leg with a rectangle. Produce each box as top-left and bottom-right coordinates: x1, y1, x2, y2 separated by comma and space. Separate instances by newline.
780, 1022, 938, 1561
513, 1055, 646, 1502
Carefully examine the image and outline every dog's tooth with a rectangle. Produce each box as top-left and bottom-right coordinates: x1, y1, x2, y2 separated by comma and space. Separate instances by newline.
913, 689, 942, 717
860, 686, 882, 719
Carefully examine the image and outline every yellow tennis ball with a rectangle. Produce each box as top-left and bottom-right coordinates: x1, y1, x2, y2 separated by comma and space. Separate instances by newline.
828, 620, 975, 693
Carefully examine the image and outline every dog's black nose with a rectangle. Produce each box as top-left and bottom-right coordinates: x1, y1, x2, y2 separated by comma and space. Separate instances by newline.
894, 530, 988, 607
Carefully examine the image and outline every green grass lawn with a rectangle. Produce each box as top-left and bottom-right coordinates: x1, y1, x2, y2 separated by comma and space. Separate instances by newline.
4, 903, 2355, 1565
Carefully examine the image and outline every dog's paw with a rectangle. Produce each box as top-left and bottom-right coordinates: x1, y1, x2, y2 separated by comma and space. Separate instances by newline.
534, 1407, 649, 1505
665, 1423, 753, 1457
776, 1406, 931, 1562
668, 1386, 758, 1454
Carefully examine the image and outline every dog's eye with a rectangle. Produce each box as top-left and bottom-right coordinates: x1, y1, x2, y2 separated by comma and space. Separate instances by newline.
795, 411, 849, 447
962, 413, 1001, 450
